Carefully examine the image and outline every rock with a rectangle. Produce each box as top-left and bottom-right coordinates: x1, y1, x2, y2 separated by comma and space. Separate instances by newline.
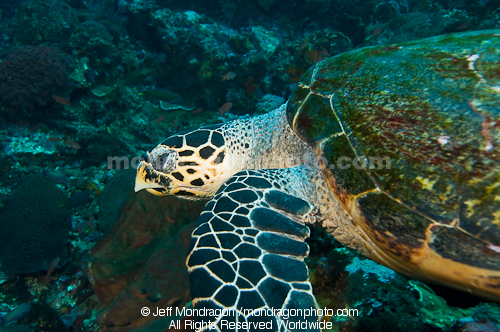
84, 184, 205, 330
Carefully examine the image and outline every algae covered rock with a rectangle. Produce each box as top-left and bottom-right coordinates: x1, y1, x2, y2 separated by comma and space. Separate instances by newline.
84, 179, 205, 330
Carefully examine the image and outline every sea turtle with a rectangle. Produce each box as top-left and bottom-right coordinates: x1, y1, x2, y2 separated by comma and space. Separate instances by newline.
135, 30, 500, 330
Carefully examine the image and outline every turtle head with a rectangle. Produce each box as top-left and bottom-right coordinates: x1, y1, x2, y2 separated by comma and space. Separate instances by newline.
135, 126, 227, 200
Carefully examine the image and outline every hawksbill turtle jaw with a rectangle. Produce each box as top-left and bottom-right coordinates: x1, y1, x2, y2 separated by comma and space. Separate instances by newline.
134, 160, 174, 195
135, 160, 207, 198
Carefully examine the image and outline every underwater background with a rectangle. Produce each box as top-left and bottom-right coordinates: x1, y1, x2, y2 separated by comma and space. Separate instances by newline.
0, 0, 499, 331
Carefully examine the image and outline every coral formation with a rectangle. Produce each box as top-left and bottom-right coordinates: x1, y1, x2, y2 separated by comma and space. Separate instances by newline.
68, 21, 115, 57
0, 46, 72, 112
0, 175, 70, 274
9, 0, 79, 46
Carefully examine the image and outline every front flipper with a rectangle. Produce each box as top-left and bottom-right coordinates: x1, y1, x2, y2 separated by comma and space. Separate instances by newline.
187, 169, 320, 332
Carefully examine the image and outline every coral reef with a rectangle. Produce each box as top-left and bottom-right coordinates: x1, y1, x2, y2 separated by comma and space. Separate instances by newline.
9, 0, 79, 46
68, 21, 115, 58
0, 46, 72, 114
0, 175, 70, 274
0, 0, 498, 331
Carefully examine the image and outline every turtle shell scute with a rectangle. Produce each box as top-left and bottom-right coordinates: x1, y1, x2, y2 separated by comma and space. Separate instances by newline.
286, 31, 500, 246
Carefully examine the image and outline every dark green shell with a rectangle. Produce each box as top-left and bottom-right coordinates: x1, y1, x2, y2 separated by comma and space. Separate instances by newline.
287, 30, 500, 290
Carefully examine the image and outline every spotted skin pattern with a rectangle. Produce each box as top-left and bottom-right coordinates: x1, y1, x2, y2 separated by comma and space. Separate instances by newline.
187, 169, 320, 331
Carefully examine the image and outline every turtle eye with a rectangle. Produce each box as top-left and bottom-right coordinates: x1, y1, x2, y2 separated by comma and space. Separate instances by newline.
149, 146, 179, 173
